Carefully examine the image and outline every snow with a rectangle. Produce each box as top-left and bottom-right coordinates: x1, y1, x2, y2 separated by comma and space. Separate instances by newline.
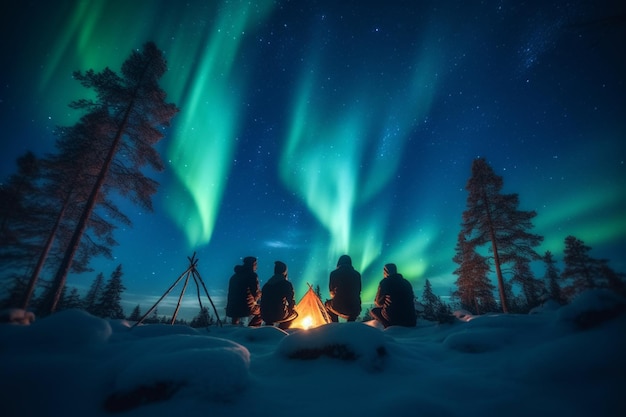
1, 289, 624, 417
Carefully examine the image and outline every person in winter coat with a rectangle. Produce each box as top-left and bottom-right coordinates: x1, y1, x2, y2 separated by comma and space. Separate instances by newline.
325, 254, 361, 322
225, 256, 262, 326
260, 261, 298, 330
370, 263, 417, 328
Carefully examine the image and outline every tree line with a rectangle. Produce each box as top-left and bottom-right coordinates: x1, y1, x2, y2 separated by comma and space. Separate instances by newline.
1, 41, 624, 323
0, 262, 214, 328
450, 157, 626, 315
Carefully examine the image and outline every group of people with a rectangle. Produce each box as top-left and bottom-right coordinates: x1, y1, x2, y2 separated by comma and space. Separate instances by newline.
225, 254, 417, 330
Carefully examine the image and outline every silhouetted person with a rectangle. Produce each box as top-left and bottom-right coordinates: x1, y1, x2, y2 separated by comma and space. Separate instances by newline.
325, 254, 361, 322
260, 261, 298, 330
370, 263, 416, 328
225, 256, 262, 327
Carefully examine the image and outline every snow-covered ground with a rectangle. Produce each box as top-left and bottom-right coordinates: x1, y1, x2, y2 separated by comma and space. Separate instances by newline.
1, 289, 624, 417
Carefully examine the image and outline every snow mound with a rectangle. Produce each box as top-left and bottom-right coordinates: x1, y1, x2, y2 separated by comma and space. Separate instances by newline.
558, 289, 626, 329
105, 334, 251, 412
228, 324, 289, 343
443, 328, 505, 353
276, 322, 387, 371
129, 322, 203, 338
0, 309, 111, 353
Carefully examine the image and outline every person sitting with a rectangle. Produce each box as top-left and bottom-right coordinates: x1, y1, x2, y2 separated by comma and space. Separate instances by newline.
325, 254, 361, 322
260, 261, 298, 330
225, 256, 262, 327
370, 263, 417, 328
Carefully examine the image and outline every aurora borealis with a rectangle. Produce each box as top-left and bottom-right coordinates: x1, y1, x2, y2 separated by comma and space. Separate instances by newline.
1, 0, 624, 317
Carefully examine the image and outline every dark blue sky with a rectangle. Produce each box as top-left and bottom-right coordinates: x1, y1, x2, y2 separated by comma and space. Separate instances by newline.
1, 0, 624, 318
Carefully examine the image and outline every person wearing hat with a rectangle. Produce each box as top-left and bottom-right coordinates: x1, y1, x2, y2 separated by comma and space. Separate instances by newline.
370, 263, 417, 328
260, 261, 298, 330
225, 256, 262, 326
325, 254, 362, 322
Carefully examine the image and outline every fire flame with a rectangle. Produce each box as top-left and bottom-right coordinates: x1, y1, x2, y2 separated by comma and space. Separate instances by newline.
302, 315, 313, 330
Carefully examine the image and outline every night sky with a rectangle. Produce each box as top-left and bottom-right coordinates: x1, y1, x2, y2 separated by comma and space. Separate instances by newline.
1, 0, 625, 318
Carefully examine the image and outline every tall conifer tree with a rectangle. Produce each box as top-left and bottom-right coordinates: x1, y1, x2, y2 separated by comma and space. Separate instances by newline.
128, 304, 142, 321
543, 251, 563, 304
452, 232, 497, 314
83, 272, 105, 315
21, 118, 127, 309
93, 265, 126, 319
460, 158, 543, 313
0, 152, 45, 281
44, 42, 178, 313
511, 258, 544, 311
562, 235, 600, 298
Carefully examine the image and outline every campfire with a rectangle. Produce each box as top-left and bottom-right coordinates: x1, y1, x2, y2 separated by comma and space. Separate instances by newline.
290, 286, 331, 330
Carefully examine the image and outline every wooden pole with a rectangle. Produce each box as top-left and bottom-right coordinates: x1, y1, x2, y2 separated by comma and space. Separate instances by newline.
193, 268, 223, 326
130, 253, 222, 328
131, 265, 190, 327
171, 270, 191, 324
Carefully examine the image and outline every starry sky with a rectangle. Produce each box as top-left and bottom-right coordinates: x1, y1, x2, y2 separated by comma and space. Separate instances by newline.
1, 0, 625, 318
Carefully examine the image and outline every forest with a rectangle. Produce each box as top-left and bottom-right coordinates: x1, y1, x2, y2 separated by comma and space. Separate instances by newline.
1, 42, 624, 325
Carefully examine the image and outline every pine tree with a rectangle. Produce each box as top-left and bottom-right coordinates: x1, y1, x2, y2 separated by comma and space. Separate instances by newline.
421, 279, 439, 320
422, 279, 454, 323
511, 258, 544, 312
58, 287, 83, 310
93, 265, 126, 319
435, 301, 454, 324
543, 251, 564, 304
315, 284, 322, 300
0, 152, 50, 292
460, 157, 543, 313
144, 308, 159, 324
20, 125, 126, 310
0, 277, 28, 309
128, 304, 141, 321
44, 42, 178, 313
83, 272, 105, 315
190, 307, 214, 328
502, 279, 524, 313
11, 110, 111, 313
0, 152, 40, 259
452, 232, 497, 314
599, 262, 626, 297
562, 236, 600, 299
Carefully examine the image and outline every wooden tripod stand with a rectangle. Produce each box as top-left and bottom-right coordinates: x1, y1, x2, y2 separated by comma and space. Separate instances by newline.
132, 253, 222, 327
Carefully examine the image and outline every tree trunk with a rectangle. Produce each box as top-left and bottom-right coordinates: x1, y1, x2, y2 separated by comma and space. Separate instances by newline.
20, 189, 72, 309
490, 236, 508, 313
46, 102, 135, 314
483, 191, 509, 313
